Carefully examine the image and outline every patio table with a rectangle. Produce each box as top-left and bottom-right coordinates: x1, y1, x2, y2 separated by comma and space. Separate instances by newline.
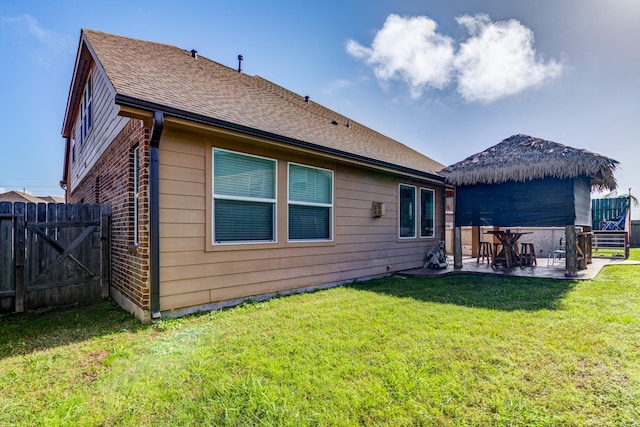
486, 230, 532, 268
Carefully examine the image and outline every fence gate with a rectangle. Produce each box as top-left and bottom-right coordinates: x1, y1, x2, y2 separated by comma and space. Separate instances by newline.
0, 202, 111, 313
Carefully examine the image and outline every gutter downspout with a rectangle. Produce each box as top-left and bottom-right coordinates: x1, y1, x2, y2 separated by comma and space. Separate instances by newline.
60, 137, 70, 200
149, 111, 164, 319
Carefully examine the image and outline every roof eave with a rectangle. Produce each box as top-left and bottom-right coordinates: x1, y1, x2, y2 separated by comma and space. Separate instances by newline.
115, 94, 446, 184
61, 31, 90, 138
443, 172, 617, 191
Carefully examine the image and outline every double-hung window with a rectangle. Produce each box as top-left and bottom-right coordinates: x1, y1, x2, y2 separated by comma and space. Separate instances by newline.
400, 184, 436, 239
399, 184, 417, 238
288, 163, 333, 241
213, 149, 276, 243
420, 188, 435, 238
80, 76, 92, 146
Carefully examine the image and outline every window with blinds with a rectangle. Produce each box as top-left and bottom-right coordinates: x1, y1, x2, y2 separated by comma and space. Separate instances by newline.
420, 188, 435, 238
288, 163, 333, 241
213, 149, 276, 243
399, 184, 416, 238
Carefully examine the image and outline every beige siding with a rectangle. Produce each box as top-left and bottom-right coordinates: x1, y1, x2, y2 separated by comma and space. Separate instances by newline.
70, 65, 128, 190
157, 126, 444, 312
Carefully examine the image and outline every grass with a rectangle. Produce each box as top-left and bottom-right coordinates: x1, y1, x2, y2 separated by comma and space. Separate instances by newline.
593, 248, 627, 258
1, 249, 639, 426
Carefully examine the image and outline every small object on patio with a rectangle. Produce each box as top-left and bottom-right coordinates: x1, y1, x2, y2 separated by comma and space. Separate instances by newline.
519, 243, 537, 267
477, 241, 493, 264
424, 241, 448, 269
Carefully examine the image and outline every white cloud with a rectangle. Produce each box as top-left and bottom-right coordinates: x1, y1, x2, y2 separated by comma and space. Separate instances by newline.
347, 14, 455, 98
1, 14, 71, 63
347, 13, 563, 103
453, 14, 562, 103
2, 14, 66, 49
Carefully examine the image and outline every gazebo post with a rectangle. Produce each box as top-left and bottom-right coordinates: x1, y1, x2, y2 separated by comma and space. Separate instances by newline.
565, 225, 578, 277
471, 226, 480, 258
454, 226, 463, 269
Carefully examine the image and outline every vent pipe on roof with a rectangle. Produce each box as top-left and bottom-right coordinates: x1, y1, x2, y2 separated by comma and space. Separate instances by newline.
237, 54, 243, 73
304, 96, 310, 103
191, 49, 198, 59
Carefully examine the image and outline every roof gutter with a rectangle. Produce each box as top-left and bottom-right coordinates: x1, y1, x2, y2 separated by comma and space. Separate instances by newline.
60, 137, 70, 198
115, 94, 446, 184
149, 111, 164, 320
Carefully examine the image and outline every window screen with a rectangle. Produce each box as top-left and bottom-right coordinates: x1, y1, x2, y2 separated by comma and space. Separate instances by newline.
399, 184, 416, 238
288, 163, 333, 240
213, 149, 276, 243
420, 188, 435, 238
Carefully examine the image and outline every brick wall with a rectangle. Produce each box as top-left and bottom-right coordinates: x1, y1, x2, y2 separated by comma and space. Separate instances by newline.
68, 118, 151, 316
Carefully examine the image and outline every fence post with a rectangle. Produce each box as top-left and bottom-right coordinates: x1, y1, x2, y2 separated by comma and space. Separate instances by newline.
625, 232, 630, 259
14, 203, 25, 313
0, 202, 13, 312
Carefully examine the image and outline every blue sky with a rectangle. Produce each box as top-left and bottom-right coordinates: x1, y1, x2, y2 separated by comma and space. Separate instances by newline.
1, 0, 639, 218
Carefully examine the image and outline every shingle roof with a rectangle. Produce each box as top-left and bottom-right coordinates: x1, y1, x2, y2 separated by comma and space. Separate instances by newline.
79, 29, 444, 178
0, 191, 63, 203
440, 134, 618, 190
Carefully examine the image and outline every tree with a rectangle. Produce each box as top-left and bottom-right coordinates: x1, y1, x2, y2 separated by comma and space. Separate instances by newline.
602, 188, 638, 208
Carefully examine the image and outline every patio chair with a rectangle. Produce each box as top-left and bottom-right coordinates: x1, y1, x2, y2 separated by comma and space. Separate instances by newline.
547, 238, 566, 266
601, 212, 626, 230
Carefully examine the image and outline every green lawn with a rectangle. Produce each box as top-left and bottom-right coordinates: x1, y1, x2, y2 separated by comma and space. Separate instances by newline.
1, 249, 639, 426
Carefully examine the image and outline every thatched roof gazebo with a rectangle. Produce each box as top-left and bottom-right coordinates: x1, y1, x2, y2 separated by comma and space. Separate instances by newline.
442, 134, 618, 226
440, 134, 619, 275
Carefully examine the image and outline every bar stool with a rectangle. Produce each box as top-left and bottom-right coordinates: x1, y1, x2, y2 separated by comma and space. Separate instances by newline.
492, 243, 503, 267
477, 241, 493, 264
519, 243, 537, 267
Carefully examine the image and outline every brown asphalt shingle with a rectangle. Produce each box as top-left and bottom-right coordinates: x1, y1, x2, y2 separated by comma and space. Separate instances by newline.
0, 191, 63, 203
82, 29, 445, 177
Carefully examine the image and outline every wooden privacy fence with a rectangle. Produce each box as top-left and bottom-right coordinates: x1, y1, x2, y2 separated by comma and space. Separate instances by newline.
0, 202, 111, 313
591, 197, 627, 230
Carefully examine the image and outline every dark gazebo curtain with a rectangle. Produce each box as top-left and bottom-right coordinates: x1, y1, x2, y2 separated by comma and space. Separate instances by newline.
455, 176, 591, 227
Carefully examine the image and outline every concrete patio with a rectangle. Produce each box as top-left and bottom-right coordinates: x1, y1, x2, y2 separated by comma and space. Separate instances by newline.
400, 256, 639, 280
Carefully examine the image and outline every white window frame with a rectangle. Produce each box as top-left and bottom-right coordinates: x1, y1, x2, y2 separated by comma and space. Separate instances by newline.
80, 76, 92, 146
287, 162, 334, 242
399, 184, 417, 239
212, 148, 277, 245
420, 187, 435, 238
